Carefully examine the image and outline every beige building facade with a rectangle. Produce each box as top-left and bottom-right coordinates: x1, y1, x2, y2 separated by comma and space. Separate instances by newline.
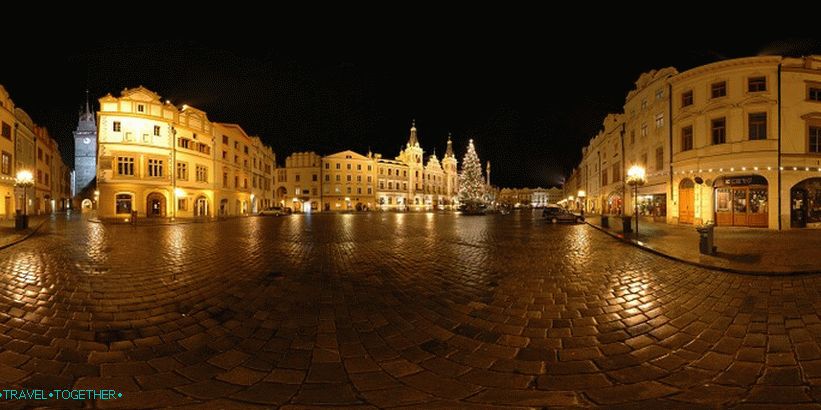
96, 87, 275, 219
569, 55, 821, 229
0, 85, 71, 218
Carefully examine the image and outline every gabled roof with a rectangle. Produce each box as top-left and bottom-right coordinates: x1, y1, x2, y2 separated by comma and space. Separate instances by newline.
324, 150, 370, 161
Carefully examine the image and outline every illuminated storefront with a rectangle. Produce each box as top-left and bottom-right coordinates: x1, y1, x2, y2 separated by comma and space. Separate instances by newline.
714, 175, 768, 228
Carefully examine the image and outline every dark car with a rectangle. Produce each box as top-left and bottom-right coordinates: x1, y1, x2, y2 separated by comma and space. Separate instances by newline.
542, 207, 584, 224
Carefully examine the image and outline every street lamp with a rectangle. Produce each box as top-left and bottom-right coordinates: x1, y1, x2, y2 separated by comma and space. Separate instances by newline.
15, 170, 34, 230
626, 165, 646, 236
577, 190, 586, 216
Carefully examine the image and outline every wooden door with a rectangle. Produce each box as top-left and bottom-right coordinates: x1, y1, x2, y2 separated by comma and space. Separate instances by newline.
679, 188, 694, 224
732, 189, 748, 226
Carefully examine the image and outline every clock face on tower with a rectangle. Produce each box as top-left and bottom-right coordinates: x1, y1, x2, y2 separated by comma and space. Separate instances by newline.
83, 138, 90, 144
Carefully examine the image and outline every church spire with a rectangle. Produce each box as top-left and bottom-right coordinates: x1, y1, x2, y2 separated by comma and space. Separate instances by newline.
408, 119, 418, 146
84, 89, 91, 115
445, 133, 455, 158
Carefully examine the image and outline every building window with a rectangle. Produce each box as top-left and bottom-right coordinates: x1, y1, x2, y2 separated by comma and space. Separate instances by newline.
335, 175, 340, 182
117, 156, 135, 176
324, 163, 329, 169
222, 150, 227, 159
346, 175, 352, 182
630, 130, 635, 145
641, 124, 648, 137
711, 81, 727, 99
115, 194, 133, 214
148, 159, 163, 177
711, 117, 727, 144
357, 164, 362, 171
137, 104, 145, 113
196, 165, 208, 182
367, 187, 372, 194
324, 174, 330, 182
37, 148, 43, 160
178, 198, 187, 211
681, 126, 693, 151
655, 113, 664, 129
312, 174, 317, 182
336, 163, 340, 170
1, 151, 10, 175
367, 165, 372, 171
346, 187, 352, 194
347, 163, 352, 170
234, 141, 239, 149
809, 87, 821, 102
681, 90, 693, 107
655, 89, 664, 100
113, 121, 121, 132
37, 170, 42, 183
176, 162, 188, 180
748, 112, 767, 140
244, 146, 249, 154
222, 135, 229, 144
223, 172, 228, 187
810, 126, 821, 153
295, 174, 300, 182
641, 99, 647, 110
612, 162, 621, 182
367, 176, 372, 182
601, 169, 608, 186
1, 122, 10, 139
748, 76, 767, 92
655, 147, 664, 171
153, 125, 161, 136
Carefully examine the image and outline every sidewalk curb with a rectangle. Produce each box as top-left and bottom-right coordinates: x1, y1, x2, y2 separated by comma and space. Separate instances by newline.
585, 221, 821, 276
88, 217, 221, 226
0, 218, 48, 251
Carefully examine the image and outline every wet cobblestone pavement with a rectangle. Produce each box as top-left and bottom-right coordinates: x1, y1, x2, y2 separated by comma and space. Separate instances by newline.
2, 211, 821, 408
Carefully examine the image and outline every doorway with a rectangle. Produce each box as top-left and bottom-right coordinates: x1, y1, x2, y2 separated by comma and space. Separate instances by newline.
195, 196, 208, 217
679, 179, 694, 224
146, 192, 166, 217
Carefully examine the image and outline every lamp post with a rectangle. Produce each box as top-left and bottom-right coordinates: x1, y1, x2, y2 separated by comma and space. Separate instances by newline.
626, 165, 646, 236
577, 190, 586, 217
15, 170, 34, 230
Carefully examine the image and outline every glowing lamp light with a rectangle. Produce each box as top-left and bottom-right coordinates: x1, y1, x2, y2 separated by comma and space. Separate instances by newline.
15, 170, 34, 185
174, 188, 186, 197
626, 165, 646, 184
577, 190, 586, 198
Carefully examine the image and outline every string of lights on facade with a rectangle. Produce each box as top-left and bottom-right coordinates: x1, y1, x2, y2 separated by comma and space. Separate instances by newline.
563, 55, 821, 230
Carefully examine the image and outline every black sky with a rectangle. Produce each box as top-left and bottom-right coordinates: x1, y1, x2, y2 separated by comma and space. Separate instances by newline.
2, 16, 819, 188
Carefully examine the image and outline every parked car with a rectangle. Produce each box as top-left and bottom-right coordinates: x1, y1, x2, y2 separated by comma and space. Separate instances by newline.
543, 207, 584, 224
259, 206, 287, 216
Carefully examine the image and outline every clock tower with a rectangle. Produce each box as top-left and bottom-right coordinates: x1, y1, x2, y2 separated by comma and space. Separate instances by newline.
73, 90, 97, 196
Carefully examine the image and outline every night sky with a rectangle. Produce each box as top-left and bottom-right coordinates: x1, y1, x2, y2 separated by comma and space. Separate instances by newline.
2, 19, 819, 188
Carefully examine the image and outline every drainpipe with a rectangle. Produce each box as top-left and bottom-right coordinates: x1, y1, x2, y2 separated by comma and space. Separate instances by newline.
620, 123, 626, 215
777, 63, 782, 230
668, 83, 674, 213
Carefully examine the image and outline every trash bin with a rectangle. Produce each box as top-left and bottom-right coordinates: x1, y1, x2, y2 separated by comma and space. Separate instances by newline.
15, 210, 28, 230
696, 224, 715, 255
622, 216, 633, 233
601, 215, 609, 228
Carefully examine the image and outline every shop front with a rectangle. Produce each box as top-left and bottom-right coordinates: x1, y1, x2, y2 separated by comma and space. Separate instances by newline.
791, 178, 821, 228
637, 194, 667, 218
714, 175, 768, 228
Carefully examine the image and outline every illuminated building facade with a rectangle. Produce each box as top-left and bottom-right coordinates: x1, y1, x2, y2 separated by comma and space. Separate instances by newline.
569, 55, 821, 229
0, 85, 71, 218
96, 86, 275, 219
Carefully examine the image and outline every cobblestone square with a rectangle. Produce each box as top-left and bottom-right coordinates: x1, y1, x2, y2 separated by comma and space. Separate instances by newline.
2, 211, 821, 407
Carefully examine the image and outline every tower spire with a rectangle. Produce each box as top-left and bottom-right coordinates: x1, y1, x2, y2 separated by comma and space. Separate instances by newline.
84, 89, 91, 114
408, 119, 418, 146
445, 133, 454, 158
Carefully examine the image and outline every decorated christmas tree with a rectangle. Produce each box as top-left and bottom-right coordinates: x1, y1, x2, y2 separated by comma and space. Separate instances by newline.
459, 139, 486, 212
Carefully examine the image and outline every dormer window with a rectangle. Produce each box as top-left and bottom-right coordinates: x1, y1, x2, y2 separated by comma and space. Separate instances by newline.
137, 104, 145, 113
